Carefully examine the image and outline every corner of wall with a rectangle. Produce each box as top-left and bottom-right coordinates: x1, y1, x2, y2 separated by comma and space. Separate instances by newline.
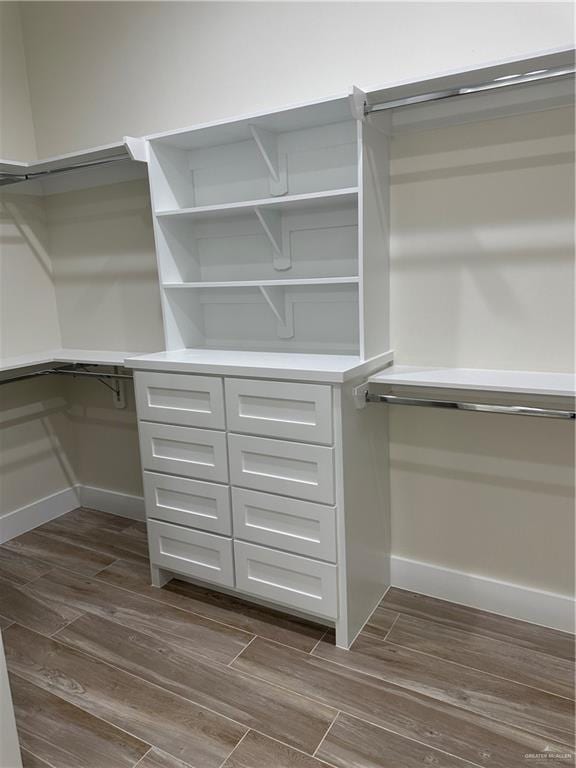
0, 1, 39, 160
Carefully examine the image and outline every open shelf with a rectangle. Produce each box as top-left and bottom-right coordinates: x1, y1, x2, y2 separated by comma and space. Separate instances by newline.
149, 118, 358, 212
155, 195, 358, 283
0, 139, 147, 196
164, 282, 359, 354
368, 366, 576, 398
155, 187, 358, 219
163, 277, 360, 289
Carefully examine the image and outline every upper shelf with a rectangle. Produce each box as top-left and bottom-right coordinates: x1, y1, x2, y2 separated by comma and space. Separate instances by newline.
367, 48, 575, 133
368, 366, 576, 398
0, 139, 147, 196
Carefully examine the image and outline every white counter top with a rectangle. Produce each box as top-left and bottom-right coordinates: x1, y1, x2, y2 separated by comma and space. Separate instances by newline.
368, 366, 576, 398
125, 348, 394, 383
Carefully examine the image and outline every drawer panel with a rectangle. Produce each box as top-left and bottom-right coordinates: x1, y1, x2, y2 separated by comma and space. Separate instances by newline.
135, 372, 225, 429
149, 520, 234, 586
225, 378, 332, 444
139, 422, 228, 482
144, 472, 231, 535
232, 488, 336, 561
234, 541, 337, 618
228, 434, 334, 504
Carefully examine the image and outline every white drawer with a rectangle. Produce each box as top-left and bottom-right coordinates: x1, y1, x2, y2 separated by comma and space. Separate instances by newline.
135, 372, 225, 429
139, 422, 228, 482
148, 520, 234, 586
228, 434, 334, 504
234, 541, 337, 618
232, 488, 336, 562
144, 472, 231, 535
225, 378, 332, 444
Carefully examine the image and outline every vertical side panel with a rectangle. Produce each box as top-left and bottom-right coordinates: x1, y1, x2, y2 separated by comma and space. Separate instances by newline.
147, 142, 205, 350
334, 377, 390, 648
359, 113, 391, 359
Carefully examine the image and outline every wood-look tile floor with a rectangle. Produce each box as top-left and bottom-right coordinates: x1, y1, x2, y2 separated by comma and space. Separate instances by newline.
1, 508, 575, 768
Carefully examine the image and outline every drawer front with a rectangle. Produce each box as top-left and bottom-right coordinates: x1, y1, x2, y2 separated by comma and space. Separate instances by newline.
139, 422, 228, 482
232, 488, 336, 562
135, 372, 225, 429
228, 434, 334, 504
225, 378, 332, 444
234, 541, 337, 618
144, 472, 231, 535
149, 520, 234, 586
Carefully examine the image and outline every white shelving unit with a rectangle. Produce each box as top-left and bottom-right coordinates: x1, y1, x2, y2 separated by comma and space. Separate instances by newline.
147, 94, 390, 359
128, 91, 393, 649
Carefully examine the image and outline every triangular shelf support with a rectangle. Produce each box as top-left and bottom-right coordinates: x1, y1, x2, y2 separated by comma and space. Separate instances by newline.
259, 285, 294, 339
250, 125, 288, 197
254, 206, 291, 271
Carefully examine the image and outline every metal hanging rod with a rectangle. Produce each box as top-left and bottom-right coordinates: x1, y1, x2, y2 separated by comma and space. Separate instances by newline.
365, 64, 575, 115
0, 365, 133, 387
52, 367, 133, 380
366, 393, 575, 420
0, 154, 131, 186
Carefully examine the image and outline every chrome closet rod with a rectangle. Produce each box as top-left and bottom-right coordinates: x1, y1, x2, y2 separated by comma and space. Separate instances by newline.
366, 393, 575, 420
0, 154, 130, 186
365, 64, 575, 114
0, 367, 133, 386
52, 368, 133, 380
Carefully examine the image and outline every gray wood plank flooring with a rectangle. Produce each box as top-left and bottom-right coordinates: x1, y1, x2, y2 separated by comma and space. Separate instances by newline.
95, 557, 326, 652
1, 508, 574, 768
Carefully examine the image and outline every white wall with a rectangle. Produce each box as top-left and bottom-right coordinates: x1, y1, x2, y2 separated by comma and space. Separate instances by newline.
45, 180, 164, 353
4, 2, 574, 598
0, 3, 71, 532
0, 2, 36, 160
19, 1, 574, 157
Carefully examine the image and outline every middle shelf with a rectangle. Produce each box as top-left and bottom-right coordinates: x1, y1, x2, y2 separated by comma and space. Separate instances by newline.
154, 192, 359, 284
162, 277, 360, 289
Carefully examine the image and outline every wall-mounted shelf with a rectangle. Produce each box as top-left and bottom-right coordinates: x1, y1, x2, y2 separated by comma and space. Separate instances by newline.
368, 366, 576, 398
0, 139, 147, 196
162, 277, 360, 289
0, 348, 142, 377
155, 187, 359, 219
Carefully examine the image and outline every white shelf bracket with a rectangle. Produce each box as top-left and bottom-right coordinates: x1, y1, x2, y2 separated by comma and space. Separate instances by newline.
349, 86, 367, 122
254, 207, 291, 271
259, 285, 294, 339
249, 125, 287, 196
123, 136, 148, 163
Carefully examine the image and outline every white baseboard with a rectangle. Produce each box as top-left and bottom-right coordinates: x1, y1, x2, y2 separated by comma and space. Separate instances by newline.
78, 485, 145, 522
0, 485, 144, 543
1, 492, 572, 634
0, 487, 79, 544
391, 555, 575, 634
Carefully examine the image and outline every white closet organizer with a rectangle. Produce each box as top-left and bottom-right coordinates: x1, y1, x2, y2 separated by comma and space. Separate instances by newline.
128, 92, 393, 648
126, 50, 575, 646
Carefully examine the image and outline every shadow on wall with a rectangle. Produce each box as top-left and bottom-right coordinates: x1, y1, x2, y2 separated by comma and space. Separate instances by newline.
389, 107, 575, 371
389, 405, 576, 595
0, 377, 77, 516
